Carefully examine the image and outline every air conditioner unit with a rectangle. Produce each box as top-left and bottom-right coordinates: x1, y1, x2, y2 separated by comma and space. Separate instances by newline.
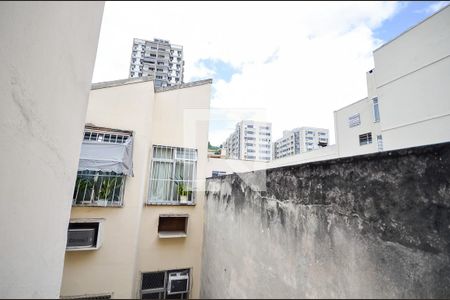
67, 228, 96, 248
167, 272, 189, 295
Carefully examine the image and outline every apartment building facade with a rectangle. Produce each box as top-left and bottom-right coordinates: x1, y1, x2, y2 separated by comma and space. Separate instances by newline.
130, 38, 184, 88
273, 127, 329, 159
335, 5, 450, 158
60, 77, 211, 299
223, 120, 272, 161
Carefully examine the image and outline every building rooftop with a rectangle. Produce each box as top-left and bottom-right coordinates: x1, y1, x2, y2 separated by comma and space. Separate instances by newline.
91, 77, 212, 91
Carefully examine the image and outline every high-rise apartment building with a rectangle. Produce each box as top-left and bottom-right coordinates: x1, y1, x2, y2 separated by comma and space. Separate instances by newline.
129, 38, 184, 88
273, 127, 329, 159
223, 120, 272, 161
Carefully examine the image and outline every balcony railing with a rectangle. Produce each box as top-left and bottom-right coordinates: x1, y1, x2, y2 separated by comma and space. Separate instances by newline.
73, 170, 126, 207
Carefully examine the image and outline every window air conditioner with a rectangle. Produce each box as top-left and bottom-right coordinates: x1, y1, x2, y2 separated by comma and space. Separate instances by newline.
167, 272, 189, 295
67, 228, 96, 248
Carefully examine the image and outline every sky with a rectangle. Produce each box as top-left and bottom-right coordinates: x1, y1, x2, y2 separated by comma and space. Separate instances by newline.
92, 1, 449, 146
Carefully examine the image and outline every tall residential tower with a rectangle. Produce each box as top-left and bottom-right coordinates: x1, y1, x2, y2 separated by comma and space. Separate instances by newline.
273, 127, 329, 159
223, 120, 272, 161
129, 38, 184, 88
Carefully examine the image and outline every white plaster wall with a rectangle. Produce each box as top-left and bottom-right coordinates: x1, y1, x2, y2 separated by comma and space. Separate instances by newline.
206, 157, 269, 177
269, 145, 339, 169
374, 7, 450, 151
334, 98, 381, 158
373, 6, 450, 87
0, 2, 104, 298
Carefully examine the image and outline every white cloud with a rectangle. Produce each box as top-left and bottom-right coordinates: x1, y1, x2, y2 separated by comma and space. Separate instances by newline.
426, 1, 450, 14
92, 1, 402, 145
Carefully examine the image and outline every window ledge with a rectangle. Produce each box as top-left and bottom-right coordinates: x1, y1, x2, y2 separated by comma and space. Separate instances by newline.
66, 246, 100, 252
146, 202, 196, 207
72, 204, 124, 208
158, 231, 187, 239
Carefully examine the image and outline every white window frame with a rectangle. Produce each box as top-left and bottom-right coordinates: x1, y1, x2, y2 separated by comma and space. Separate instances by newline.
140, 269, 191, 300
66, 218, 104, 252
359, 132, 373, 146
372, 97, 380, 123
148, 145, 198, 205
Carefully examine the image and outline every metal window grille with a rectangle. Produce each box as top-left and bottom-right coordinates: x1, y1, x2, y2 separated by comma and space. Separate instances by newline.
148, 145, 197, 204
141, 269, 190, 300
359, 132, 373, 146
73, 170, 126, 207
73, 128, 131, 207
83, 129, 130, 144
377, 134, 383, 151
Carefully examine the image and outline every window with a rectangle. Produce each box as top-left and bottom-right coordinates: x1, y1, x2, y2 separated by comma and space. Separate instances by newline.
247, 149, 255, 153
66, 219, 103, 251
359, 132, 373, 145
158, 214, 188, 238
372, 97, 380, 122
246, 125, 254, 128
244, 137, 255, 141
212, 171, 226, 177
318, 132, 327, 136
148, 145, 197, 204
245, 143, 254, 147
245, 131, 255, 135
259, 126, 270, 130
60, 294, 112, 299
245, 155, 256, 160
74, 129, 131, 207
349, 114, 361, 128
377, 135, 383, 151
73, 170, 126, 206
306, 136, 313, 140
141, 269, 190, 299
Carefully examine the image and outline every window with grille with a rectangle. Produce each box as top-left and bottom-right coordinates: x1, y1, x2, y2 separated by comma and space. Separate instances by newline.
141, 269, 190, 300
359, 132, 373, 146
148, 145, 197, 204
73, 129, 130, 207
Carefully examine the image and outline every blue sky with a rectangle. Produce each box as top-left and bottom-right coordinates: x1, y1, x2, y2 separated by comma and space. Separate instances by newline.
373, 1, 449, 42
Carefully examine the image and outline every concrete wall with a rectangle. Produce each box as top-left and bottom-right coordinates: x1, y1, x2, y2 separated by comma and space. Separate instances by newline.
0, 2, 104, 298
202, 142, 450, 299
374, 6, 450, 151
61, 80, 155, 299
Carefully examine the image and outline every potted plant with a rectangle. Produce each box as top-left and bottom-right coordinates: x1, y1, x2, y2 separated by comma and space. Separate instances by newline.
177, 182, 189, 204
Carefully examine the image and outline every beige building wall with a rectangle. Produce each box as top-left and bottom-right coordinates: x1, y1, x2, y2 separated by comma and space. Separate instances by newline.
0, 2, 104, 298
61, 79, 155, 299
374, 5, 450, 151
136, 82, 211, 299
61, 79, 212, 299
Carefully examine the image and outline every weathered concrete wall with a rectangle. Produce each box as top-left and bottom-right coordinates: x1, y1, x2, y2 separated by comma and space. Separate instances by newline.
202, 142, 450, 299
